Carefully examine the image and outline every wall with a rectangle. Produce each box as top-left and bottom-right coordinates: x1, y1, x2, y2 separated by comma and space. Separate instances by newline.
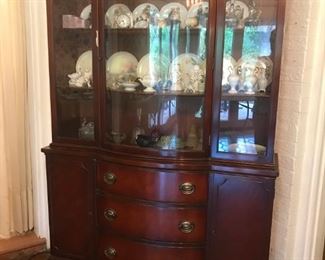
24, 0, 325, 257
270, 0, 325, 258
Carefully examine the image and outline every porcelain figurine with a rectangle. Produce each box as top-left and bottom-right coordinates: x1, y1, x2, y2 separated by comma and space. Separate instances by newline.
68, 71, 81, 81
189, 65, 205, 93
227, 66, 240, 94
171, 64, 184, 92
246, 0, 262, 25
79, 119, 94, 140
258, 73, 268, 92
169, 7, 181, 23
243, 67, 257, 94
226, 3, 237, 26
83, 69, 92, 88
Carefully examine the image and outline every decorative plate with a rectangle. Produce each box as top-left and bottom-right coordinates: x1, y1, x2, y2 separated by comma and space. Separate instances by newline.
76, 50, 92, 74
222, 54, 237, 86
137, 54, 170, 81
169, 53, 204, 91
105, 4, 132, 28
80, 4, 92, 20
187, 2, 209, 27
133, 3, 159, 28
160, 2, 188, 28
225, 0, 249, 21
106, 51, 138, 75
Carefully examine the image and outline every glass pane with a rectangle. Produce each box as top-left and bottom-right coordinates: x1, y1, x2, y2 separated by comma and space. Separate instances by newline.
52, 0, 94, 141
217, 0, 278, 156
104, 0, 209, 152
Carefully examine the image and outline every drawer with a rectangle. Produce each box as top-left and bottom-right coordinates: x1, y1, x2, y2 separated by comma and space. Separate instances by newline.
98, 234, 205, 260
97, 162, 208, 203
97, 195, 206, 243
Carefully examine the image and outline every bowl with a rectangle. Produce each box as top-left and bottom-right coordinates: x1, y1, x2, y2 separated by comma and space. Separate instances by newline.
228, 143, 266, 155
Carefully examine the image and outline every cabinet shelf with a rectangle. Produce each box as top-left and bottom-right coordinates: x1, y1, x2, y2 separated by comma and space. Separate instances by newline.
61, 27, 91, 31
57, 87, 93, 100
221, 92, 271, 101
105, 28, 202, 37
107, 88, 205, 97
61, 27, 203, 34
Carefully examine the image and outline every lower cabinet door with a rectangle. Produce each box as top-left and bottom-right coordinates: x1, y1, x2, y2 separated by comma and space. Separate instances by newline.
98, 234, 205, 260
45, 154, 95, 259
206, 173, 275, 260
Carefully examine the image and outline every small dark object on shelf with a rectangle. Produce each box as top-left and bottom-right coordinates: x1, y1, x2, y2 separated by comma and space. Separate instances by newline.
136, 134, 159, 147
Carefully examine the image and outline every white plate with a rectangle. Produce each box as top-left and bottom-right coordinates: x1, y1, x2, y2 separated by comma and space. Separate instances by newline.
133, 3, 159, 28
76, 50, 92, 74
106, 52, 138, 75
105, 4, 132, 28
187, 2, 209, 18
225, 0, 249, 21
222, 55, 237, 86
80, 4, 91, 20
160, 2, 188, 28
228, 143, 266, 155
169, 53, 204, 89
137, 54, 170, 81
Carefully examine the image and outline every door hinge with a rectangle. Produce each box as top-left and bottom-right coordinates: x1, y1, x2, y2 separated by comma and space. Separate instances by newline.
208, 135, 211, 146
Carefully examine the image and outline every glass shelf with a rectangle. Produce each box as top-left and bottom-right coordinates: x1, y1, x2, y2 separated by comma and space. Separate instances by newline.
107, 88, 205, 97
221, 92, 271, 101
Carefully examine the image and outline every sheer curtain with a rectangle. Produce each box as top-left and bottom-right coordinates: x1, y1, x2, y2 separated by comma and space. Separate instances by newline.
0, 0, 33, 238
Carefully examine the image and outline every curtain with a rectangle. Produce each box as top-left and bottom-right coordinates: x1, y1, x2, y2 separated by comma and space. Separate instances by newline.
0, 0, 33, 238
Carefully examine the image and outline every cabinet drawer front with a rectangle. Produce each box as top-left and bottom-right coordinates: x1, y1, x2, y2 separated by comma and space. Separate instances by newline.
98, 235, 205, 260
97, 162, 208, 203
97, 196, 206, 243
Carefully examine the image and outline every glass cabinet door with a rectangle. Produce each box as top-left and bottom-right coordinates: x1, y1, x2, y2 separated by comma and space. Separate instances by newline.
51, 0, 95, 142
213, 0, 279, 160
102, 0, 209, 154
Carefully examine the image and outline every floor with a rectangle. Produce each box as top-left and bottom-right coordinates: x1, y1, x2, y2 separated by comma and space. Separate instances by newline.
0, 233, 69, 260
0, 249, 69, 260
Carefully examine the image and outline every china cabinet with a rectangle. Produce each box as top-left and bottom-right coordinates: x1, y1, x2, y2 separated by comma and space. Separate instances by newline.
43, 0, 285, 258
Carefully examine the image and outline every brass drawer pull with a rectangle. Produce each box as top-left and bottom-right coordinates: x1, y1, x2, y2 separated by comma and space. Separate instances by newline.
104, 172, 116, 185
179, 221, 195, 234
179, 182, 195, 195
104, 247, 117, 259
104, 208, 117, 222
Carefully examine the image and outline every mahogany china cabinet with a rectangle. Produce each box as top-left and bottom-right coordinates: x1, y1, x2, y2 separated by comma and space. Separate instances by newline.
43, 0, 285, 259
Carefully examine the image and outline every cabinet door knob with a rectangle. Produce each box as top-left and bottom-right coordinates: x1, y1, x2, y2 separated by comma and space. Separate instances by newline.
104, 209, 117, 222
104, 247, 117, 259
179, 221, 195, 233
179, 182, 195, 195
104, 172, 116, 185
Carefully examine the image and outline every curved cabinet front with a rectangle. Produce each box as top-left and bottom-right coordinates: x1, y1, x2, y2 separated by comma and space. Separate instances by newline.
97, 194, 206, 243
97, 162, 208, 203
